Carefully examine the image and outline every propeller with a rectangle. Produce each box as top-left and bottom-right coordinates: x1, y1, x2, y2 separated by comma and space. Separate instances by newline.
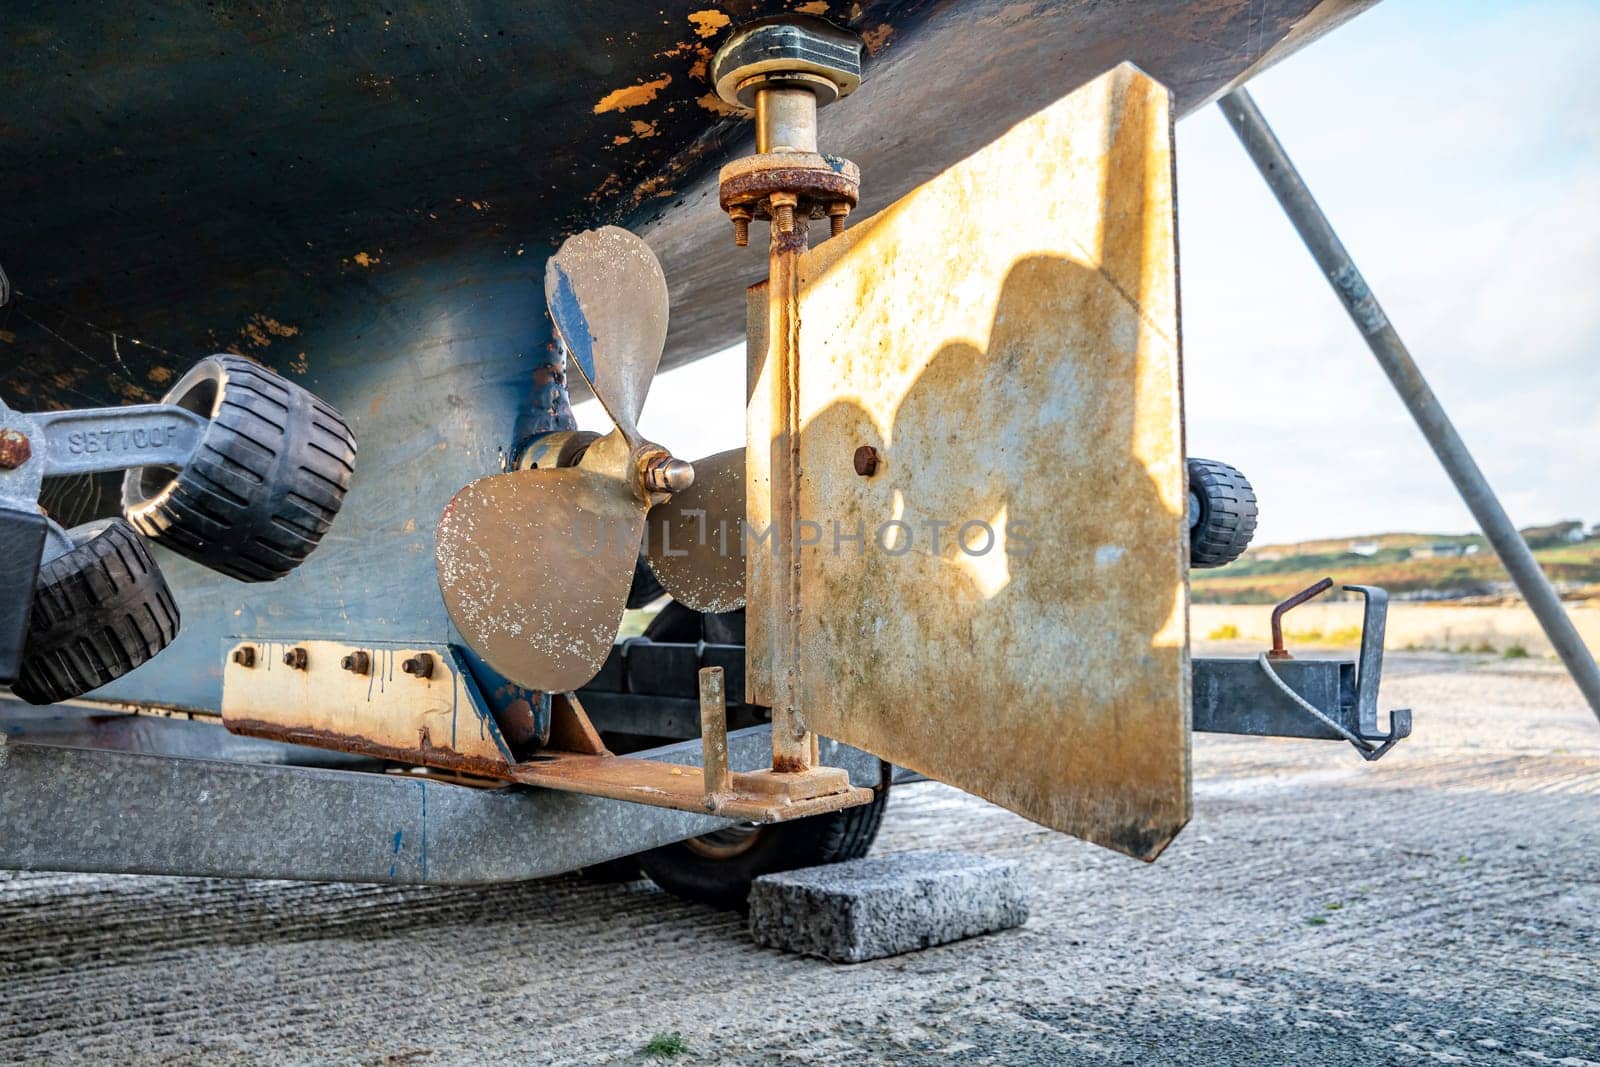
436, 226, 745, 693
643, 445, 746, 614
544, 226, 667, 447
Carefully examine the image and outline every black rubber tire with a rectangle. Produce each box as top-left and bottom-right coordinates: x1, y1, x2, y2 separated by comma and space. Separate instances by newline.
11, 520, 180, 705
1187, 457, 1258, 569
121, 354, 356, 582
637, 784, 891, 910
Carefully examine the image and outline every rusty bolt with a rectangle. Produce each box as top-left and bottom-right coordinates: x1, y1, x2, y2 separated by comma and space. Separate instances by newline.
282, 647, 308, 670
827, 202, 850, 237
341, 650, 371, 675
232, 646, 257, 669
0, 429, 32, 470
853, 444, 880, 477
770, 192, 798, 235
729, 205, 752, 248
402, 653, 435, 679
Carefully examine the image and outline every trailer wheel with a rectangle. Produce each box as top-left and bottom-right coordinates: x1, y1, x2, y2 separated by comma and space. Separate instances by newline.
637, 784, 890, 910
1187, 457, 1257, 569
10, 520, 180, 705
122, 354, 356, 582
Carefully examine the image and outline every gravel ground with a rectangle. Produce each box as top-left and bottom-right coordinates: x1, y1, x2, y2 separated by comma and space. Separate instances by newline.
1, 651, 1595, 1065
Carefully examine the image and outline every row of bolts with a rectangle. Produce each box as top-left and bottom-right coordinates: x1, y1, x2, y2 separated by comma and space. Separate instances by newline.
729, 193, 850, 247
230, 645, 434, 678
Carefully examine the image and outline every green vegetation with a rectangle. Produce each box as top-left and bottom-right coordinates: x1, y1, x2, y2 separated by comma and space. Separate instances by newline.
1191, 528, 1600, 605
1306, 915, 1329, 927
642, 1033, 691, 1059
1502, 644, 1529, 659
1207, 623, 1240, 640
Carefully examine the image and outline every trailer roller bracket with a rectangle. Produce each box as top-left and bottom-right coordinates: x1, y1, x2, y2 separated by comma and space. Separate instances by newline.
1193, 583, 1410, 760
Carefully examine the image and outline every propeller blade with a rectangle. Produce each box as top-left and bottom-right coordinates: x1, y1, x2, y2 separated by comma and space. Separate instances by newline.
437, 467, 645, 692
544, 226, 668, 445
645, 447, 746, 613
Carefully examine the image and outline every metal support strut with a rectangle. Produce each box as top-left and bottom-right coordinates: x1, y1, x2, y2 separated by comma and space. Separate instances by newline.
1219, 87, 1600, 725
712, 17, 864, 777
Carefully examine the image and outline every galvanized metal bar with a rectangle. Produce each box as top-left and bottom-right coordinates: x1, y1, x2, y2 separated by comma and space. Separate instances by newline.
0, 698, 381, 769
1219, 87, 1600, 724
0, 396, 208, 522
588, 640, 1380, 746
1191, 657, 1350, 739
592, 658, 1394, 744
0, 727, 825, 885
29, 403, 208, 477
1344, 584, 1401, 739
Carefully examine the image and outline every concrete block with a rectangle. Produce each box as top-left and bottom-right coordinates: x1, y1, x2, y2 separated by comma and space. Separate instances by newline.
748, 850, 1028, 963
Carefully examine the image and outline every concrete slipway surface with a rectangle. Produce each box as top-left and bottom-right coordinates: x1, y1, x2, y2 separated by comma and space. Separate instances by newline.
0, 650, 1595, 1065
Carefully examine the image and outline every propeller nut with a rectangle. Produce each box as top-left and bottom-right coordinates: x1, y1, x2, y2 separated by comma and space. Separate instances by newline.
645, 456, 696, 494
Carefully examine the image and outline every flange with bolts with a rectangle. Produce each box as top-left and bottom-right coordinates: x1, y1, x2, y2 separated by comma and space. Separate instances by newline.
711, 16, 865, 245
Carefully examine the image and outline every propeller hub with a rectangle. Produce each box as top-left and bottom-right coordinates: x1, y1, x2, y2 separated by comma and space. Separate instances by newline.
644, 455, 695, 494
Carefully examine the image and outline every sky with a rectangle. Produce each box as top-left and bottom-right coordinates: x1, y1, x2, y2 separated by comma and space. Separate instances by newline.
576, 0, 1600, 546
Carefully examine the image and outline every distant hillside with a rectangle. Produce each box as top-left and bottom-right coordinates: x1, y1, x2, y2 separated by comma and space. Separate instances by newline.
1191, 522, 1600, 604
